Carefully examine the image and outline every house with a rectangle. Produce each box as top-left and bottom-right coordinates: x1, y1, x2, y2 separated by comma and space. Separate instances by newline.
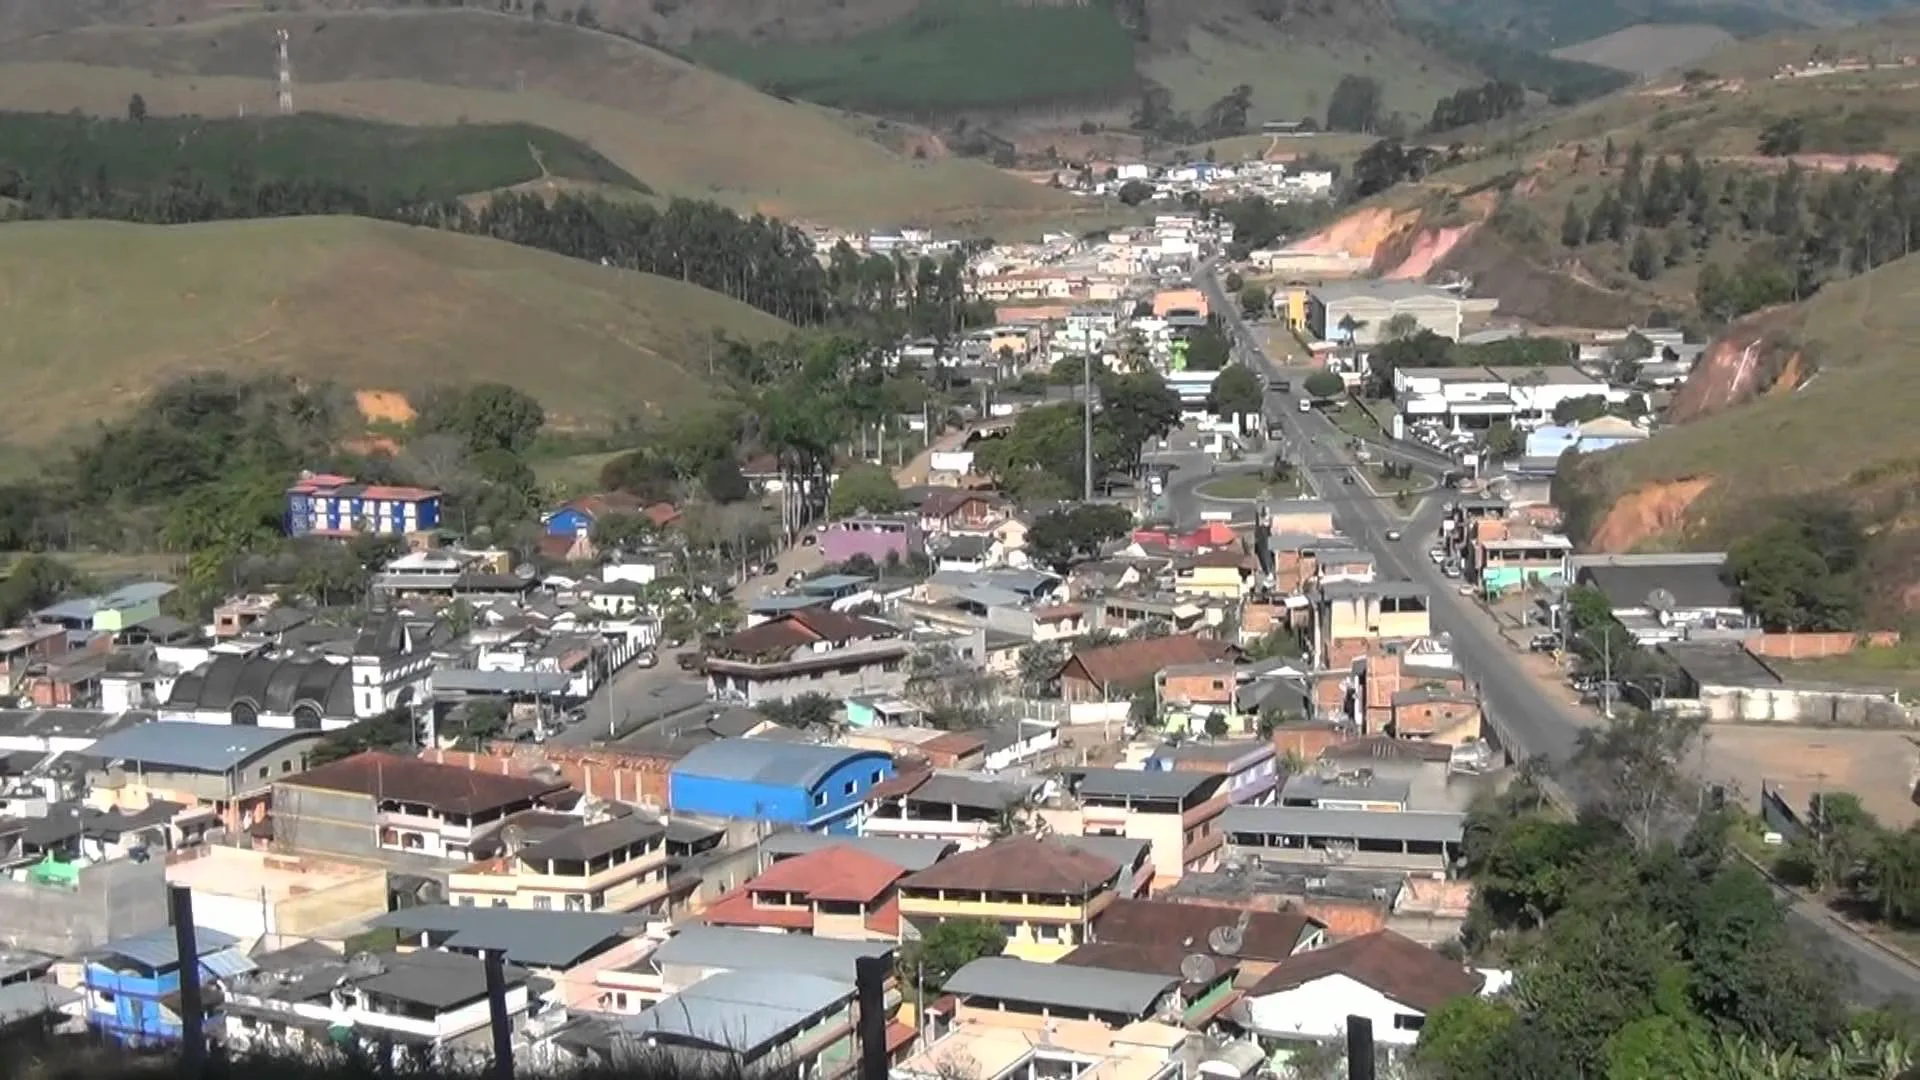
1570, 552, 1752, 645
1221, 804, 1465, 874
83, 721, 325, 835
1316, 581, 1431, 657
286, 472, 441, 538
1057, 634, 1238, 704
819, 515, 924, 566
447, 807, 670, 914
1267, 499, 1336, 538
1239, 930, 1489, 1047
221, 944, 532, 1069
371, 549, 534, 601
543, 493, 644, 539
1043, 768, 1231, 886
1389, 687, 1483, 744
83, 926, 254, 1044
860, 770, 1036, 850
943, 956, 1182, 1029
934, 533, 999, 573
699, 842, 909, 940
1467, 520, 1572, 594
1145, 740, 1280, 806
1090, 898, 1325, 987
369, 904, 644, 977
702, 608, 909, 706
1052, 944, 1241, 1028
578, 969, 862, 1078
641, 924, 897, 999
918, 490, 1004, 536
896, 835, 1128, 961
1173, 548, 1254, 601
667, 739, 895, 834
273, 751, 572, 862
33, 583, 176, 635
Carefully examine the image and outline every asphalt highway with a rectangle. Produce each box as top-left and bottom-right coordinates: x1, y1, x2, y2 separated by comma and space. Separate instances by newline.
1194, 263, 1920, 1003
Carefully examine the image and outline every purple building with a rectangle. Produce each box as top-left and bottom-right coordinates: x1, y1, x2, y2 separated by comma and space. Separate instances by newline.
819, 515, 924, 566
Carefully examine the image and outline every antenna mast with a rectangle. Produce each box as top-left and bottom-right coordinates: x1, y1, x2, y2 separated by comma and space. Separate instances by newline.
276, 28, 294, 115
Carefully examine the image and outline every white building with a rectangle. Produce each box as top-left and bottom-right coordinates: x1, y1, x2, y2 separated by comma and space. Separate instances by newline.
1241, 930, 1505, 1048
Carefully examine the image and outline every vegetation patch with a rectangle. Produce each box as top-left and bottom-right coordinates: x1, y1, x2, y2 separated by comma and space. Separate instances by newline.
685, 0, 1140, 114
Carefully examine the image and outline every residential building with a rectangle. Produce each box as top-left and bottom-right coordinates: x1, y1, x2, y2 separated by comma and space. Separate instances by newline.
1468, 520, 1572, 594
1280, 772, 1410, 813
896, 836, 1126, 961
896, 1016, 1184, 1080
83, 721, 324, 834
1307, 282, 1465, 345
943, 956, 1181, 1029
1221, 804, 1465, 873
668, 739, 894, 834
1239, 930, 1491, 1048
83, 926, 254, 1044
638, 924, 896, 999
448, 808, 670, 914
1173, 548, 1254, 601
1144, 740, 1279, 806
1090, 898, 1325, 987
1057, 634, 1238, 705
702, 607, 909, 706
575, 969, 863, 1078
1043, 768, 1230, 886
33, 583, 176, 636
164, 844, 387, 941
1389, 687, 1484, 744
1053, 943, 1240, 1028
273, 751, 571, 862
699, 842, 909, 940
369, 903, 643, 975
285, 472, 441, 538
542, 492, 644, 539
819, 515, 924, 566
758, 832, 957, 874
1570, 552, 1752, 645
861, 770, 1035, 849
1316, 581, 1432, 655
918, 491, 1006, 536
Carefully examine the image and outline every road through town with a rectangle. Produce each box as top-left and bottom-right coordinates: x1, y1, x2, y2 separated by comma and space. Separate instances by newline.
1195, 265, 1920, 1003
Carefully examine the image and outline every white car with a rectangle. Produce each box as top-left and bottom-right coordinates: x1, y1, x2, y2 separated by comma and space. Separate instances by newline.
1384, 530, 1402, 542
1428, 548, 1445, 563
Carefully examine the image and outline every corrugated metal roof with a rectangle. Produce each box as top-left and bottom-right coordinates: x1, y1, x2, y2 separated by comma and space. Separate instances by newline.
651, 925, 893, 982
617, 970, 853, 1055
1073, 767, 1221, 801
369, 905, 640, 969
944, 956, 1178, 1017
92, 926, 241, 969
671, 739, 888, 791
200, 948, 259, 980
758, 833, 955, 871
0, 982, 80, 1024
433, 669, 573, 695
86, 721, 311, 774
1221, 805, 1465, 845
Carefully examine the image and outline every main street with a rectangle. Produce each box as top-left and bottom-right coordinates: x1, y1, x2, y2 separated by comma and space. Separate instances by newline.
1194, 264, 1920, 1002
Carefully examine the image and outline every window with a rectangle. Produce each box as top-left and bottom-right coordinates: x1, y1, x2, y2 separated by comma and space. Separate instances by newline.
1393, 1014, 1425, 1032
491, 899, 509, 908
871, 770, 884, 783
258, 766, 270, 780
1035, 924, 1062, 943
843, 781, 857, 796
533, 895, 552, 911
458, 896, 475, 907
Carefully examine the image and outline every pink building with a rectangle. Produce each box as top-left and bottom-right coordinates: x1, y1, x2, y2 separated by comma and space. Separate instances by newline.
819, 515, 924, 566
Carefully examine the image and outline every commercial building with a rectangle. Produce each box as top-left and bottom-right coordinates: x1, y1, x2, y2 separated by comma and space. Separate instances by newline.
82, 721, 325, 834
1307, 282, 1466, 345
285, 472, 442, 538
667, 739, 894, 834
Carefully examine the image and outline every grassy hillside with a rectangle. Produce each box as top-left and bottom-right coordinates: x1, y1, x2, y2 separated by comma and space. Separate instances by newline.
1551, 23, 1737, 74
0, 217, 787, 445
0, 111, 644, 201
1392, 0, 1807, 51
0, 9, 1090, 230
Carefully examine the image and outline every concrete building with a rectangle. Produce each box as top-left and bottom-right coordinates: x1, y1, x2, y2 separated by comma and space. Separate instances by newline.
667, 740, 894, 835
1041, 768, 1231, 888
1239, 930, 1492, 1048
897, 836, 1130, 962
0, 851, 167, 956
1307, 282, 1466, 345
702, 608, 910, 706
1569, 552, 1752, 645
272, 751, 570, 862
447, 808, 670, 914
1220, 804, 1465, 874
82, 721, 325, 834
165, 845, 388, 942
83, 926, 254, 1044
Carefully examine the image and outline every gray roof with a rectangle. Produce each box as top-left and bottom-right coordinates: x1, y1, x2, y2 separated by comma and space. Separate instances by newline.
798, 574, 874, 594
909, 772, 1035, 811
1056, 834, 1151, 870
92, 926, 242, 969
650, 925, 893, 982
521, 814, 665, 863
1280, 773, 1412, 807
944, 956, 1178, 1017
433, 668, 574, 695
758, 833, 955, 870
1661, 642, 1782, 689
370, 905, 640, 968
1072, 767, 1222, 802
670, 739, 886, 791
1222, 805, 1466, 845
164, 652, 354, 718
1320, 579, 1431, 602
939, 535, 995, 560
616, 970, 854, 1056
1578, 561, 1737, 612
0, 708, 145, 741
355, 949, 527, 1010
85, 722, 314, 774
0, 982, 80, 1025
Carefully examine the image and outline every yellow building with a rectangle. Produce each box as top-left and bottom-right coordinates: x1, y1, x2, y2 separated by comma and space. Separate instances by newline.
449, 812, 670, 914
1272, 284, 1310, 332
896, 836, 1123, 961
1319, 580, 1433, 646
1173, 549, 1252, 601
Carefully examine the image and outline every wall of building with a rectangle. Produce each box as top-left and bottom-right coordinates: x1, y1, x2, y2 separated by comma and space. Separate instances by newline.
422, 745, 674, 808
1745, 631, 1901, 660
271, 783, 379, 858
0, 856, 167, 955
1244, 973, 1426, 1047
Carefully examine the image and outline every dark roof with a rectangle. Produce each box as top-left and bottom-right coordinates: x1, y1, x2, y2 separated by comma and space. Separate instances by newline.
1072, 767, 1224, 802
1057, 942, 1234, 987
354, 949, 527, 1010
520, 813, 665, 863
1247, 931, 1483, 1013
899, 836, 1117, 896
370, 905, 640, 969
284, 751, 567, 814
1093, 899, 1321, 963
714, 607, 899, 658
1660, 642, 1782, 688
1578, 562, 1736, 612
164, 653, 354, 718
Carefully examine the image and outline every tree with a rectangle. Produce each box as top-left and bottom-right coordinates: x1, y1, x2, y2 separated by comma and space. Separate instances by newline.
701, 457, 750, 504
1025, 503, 1133, 570
1017, 640, 1067, 696
1567, 708, 1707, 847
759, 693, 840, 731
826, 464, 904, 519
1724, 505, 1864, 632
1302, 370, 1343, 400
1326, 74, 1383, 133
1629, 231, 1661, 281
1116, 179, 1154, 206
1206, 364, 1264, 420
1560, 202, 1586, 248
1238, 283, 1270, 319
1416, 997, 1520, 1079
1483, 420, 1521, 457
1380, 312, 1421, 342
418, 383, 546, 455
1203, 713, 1230, 739
901, 918, 1005, 993
126, 93, 147, 124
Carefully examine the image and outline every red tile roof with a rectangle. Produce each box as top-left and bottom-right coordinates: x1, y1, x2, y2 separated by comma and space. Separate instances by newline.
900, 836, 1117, 896
284, 751, 566, 815
1094, 899, 1322, 963
717, 607, 898, 658
1060, 634, 1238, 689
747, 843, 907, 904
1248, 930, 1483, 1013
699, 885, 815, 930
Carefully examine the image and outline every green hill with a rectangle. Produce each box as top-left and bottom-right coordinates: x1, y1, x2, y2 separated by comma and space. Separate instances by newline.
0, 216, 788, 445
0, 111, 645, 202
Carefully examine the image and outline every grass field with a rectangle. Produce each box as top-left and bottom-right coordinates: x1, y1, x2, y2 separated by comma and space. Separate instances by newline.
1550, 23, 1736, 75
0, 216, 788, 446
0, 111, 643, 200
685, 0, 1139, 113
0, 8, 1086, 229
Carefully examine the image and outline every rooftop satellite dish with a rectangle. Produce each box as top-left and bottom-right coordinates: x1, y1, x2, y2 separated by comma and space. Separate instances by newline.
1208, 921, 1245, 957
1648, 588, 1676, 615
1180, 953, 1218, 985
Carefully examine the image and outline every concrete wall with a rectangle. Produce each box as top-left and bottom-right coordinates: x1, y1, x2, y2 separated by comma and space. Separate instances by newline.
271, 782, 379, 858
1746, 631, 1901, 660
0, 857, 167, 955
1686, 685, 1911, 727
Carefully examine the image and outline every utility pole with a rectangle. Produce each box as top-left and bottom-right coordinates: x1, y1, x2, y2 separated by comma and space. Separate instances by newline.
1083, 351, 1094, 502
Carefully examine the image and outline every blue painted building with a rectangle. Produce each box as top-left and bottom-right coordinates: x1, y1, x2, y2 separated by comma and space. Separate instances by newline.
84, 927, 255, 1045
286, 472, 442, 538
668, 739, 894, 834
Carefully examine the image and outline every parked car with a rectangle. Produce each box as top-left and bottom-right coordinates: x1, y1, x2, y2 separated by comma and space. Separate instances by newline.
1428, 548, 1445, 563
1458, 583, 1477, 596
1528, 634, 1559, 653
1442, 563, 1461, 578
675, 650, 701, 671
635, 652, 658, 669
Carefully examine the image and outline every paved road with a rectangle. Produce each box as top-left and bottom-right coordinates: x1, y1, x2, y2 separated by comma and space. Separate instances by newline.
1196, 263, 1920, 1003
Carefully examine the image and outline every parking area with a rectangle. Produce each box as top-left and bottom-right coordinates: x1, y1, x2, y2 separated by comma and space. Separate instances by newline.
1701, 725, 1920, 829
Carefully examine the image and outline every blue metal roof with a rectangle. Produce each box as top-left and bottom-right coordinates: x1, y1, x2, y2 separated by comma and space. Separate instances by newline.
670, 739, 887, 791
85, 721, 313, 773
93, 926, 241, 969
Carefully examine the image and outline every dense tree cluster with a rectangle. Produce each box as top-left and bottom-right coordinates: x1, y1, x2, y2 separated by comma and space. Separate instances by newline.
1208, 194, 1340, 259
972, 370, 1181, 499
1131, 82, 1257, 145
1326, 75, 1385, 135
1360, 329, 1572, 398
1025, 503, 1134, 571
1428, 79, 1525, 133
1558, 141, 1920, 320
1775, 790, 1920, 930
1723, 500, 1866, 632
1351, 139, 1450, 199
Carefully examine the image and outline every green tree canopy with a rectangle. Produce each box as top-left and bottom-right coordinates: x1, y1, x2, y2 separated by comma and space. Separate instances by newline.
827, 464, 904, 519
1302, 370, 1344, 399
1206, 364, 1264, 419
902, 918, 1005, 992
